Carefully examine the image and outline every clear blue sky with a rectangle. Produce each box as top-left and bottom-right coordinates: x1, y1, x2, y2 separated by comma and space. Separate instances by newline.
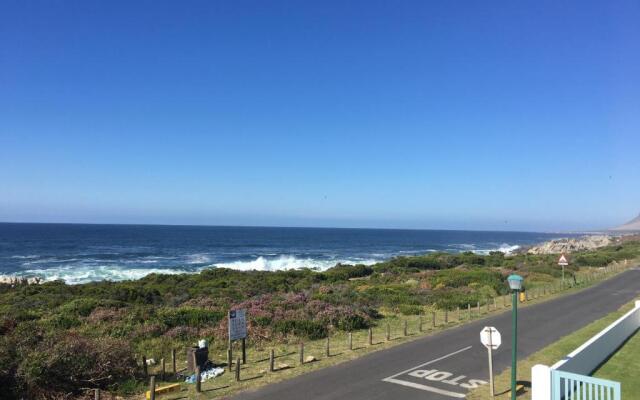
1, 0, 639, 232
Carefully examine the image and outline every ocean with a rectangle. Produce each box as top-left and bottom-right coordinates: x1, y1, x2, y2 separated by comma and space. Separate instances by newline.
0, 223, 567, 284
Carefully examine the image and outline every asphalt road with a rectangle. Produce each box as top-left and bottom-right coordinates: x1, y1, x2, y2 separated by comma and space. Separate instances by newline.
231, 268, 640, 400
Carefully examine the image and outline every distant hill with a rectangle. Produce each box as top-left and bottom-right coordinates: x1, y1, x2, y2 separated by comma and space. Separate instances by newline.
611, 214, 640, 231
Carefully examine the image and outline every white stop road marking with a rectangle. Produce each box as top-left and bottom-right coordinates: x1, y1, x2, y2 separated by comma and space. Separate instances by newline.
381, 346, 487, 398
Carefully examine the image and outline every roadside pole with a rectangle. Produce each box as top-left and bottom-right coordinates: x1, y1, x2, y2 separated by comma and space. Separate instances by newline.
558, 254, 569, 289
488, 333, 494, 397
481, 326, 501, 398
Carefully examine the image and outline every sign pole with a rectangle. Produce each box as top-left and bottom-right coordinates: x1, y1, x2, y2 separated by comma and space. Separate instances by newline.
480, 326, 501, 397
241, 338, 246, 364
488, 329, 494, 397
228, 311, 233, 368
511, 291, 518, 400
558, 254, 569, 289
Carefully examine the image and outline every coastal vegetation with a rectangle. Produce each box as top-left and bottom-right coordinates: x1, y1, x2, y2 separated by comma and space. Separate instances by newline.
0, 239, 639, 399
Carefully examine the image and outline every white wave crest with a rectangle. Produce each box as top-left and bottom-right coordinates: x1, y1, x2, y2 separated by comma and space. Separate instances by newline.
213, 255, 379, 272
186, 254, 212, 264
14, 265, 192, 285
3, 255, 380, 285
472, 244, 520, 255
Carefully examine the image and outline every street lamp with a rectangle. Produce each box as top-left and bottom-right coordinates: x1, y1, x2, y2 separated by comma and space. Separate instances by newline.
507, 274, 523, 400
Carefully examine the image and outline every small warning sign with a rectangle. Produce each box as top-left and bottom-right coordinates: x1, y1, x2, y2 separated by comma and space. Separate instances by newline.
558, 254, 569, 266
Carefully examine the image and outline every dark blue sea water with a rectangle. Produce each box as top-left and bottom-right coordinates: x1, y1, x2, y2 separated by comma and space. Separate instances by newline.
0, 223, 568, 284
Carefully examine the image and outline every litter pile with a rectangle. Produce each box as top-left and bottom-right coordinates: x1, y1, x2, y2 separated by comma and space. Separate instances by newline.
185, 363, 225, 384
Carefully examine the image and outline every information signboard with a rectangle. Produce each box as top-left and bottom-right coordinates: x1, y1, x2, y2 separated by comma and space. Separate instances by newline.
229, 309, 247, 341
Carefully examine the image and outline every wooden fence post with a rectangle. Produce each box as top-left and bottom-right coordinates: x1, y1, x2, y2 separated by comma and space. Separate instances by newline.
171, 349, 176, 375
468, 303, 471, 319
368, 327, 373, 345
149, 376, 156, 400
227, 348, 233, 371
477, 301, 480, 314
387, 323, 391, 340
235, 358, 241, 381
403, 320, 408, 336
195, 366, 201, 392
444, 310, 448, 324
299, 342, 305, 365
242, 338, 247, 365
269, 349, 275, 372
456, 307, 460, 321
348, 332, 353, 350
432, 311, 436, 328
161, 358, 165, 381
142, 356, 148, 378
418, 317, 423, 333
493, 298, 497, 309
326, 337, 330, 357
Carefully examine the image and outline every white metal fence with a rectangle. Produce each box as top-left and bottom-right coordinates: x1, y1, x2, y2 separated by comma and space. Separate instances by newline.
532, 300, 640, 400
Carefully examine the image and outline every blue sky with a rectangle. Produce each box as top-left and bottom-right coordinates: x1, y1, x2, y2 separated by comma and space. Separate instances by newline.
1, 0, 639, 232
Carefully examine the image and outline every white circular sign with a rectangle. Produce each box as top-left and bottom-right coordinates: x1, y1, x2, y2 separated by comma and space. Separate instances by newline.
480, 326, 501, 350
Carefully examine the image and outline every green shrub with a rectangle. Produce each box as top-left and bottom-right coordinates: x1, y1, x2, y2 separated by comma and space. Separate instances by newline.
45, 314, 81, 330
273, 319, 328, 340
323, 264, 373, 281
575, 254, 614, 268
398, 304, 423, 315
360, 285, 426, 307
335, 313, 370, 331
0, 336, 19, 398
16, 333, 137, 398
57, 297, 99, 317
431, 268, 505, 293
156, 308, 224, 328
429, 288, 483, 310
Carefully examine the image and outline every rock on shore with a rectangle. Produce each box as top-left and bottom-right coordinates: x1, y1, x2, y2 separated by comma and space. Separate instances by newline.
526, 235, 613, 255
0, 276, 42, 285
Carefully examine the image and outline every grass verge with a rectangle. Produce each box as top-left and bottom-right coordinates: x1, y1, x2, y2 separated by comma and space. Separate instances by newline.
593, 322, 640, 395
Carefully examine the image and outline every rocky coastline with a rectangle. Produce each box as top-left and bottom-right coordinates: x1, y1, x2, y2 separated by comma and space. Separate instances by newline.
524, 234, 615, 255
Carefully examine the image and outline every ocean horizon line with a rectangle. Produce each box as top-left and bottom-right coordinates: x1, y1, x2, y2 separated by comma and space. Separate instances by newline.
0, 220, 586, 235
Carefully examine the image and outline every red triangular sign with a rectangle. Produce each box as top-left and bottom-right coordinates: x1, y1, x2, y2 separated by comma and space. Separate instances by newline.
558, 254, 568, 265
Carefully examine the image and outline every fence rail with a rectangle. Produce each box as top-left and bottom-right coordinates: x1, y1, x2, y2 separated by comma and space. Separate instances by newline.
552, 370, 620, 400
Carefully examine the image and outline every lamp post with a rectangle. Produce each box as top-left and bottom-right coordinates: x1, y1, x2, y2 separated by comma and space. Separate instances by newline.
507, 274, 523, 400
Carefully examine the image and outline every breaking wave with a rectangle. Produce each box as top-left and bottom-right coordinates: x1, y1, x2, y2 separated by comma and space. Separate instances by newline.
212, 255, 379, 272
2, 255, 380, 285
8, 265, 193, 285
450, 243, 520, 255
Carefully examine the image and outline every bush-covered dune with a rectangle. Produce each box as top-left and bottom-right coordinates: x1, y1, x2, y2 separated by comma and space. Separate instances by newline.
1, 239, 638, 399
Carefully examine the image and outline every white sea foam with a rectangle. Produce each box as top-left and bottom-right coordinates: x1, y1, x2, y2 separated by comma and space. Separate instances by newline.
472, 244, 520, 255
14, 265, 192, 285
186, 254, 212, 264
3, 255, 380, 285
10, 255, 39, 259
2, 244, 521, 285
213, 255, 379, 272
